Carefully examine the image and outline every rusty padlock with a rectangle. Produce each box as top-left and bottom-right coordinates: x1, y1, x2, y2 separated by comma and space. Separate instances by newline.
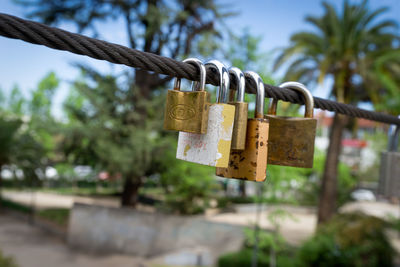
216, 71, 269, 182
176, 60, 235, 167
266, 82, 317, 168
228, 67, 248, 150
164, 58, 210, 134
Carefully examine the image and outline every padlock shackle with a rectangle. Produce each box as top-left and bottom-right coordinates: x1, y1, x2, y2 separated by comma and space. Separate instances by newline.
174, 58, 206, 91
228, 67, 245, 102
244, 71, 265, 119
388, 116, 400, 152
268, 82, 314, 118
174, 57, 207, 91
205, 60, 230, 103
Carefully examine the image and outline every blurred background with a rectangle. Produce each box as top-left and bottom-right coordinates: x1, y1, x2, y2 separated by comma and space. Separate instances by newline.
0, 0, 400, 266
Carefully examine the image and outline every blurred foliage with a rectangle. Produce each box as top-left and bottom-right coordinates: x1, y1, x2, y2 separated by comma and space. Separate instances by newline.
155, 137, 219, 215
296, 213, 395, 267
62, 67, 173, 205
218, 248, 292, 267
0, 250, 18, 267
265, 149, 355, 207
296, 151, 356, 207
0, 73, 58, 188
220, 213, 395, 267
244, 208, 295, 267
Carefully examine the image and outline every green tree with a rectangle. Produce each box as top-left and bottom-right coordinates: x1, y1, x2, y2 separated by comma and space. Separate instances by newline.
274, 0, 399, 223
19, 0, 234, 207
0, 73, 57, 195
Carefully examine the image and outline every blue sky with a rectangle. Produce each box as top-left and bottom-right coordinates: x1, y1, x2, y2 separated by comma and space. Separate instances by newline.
0, 0, 399, 118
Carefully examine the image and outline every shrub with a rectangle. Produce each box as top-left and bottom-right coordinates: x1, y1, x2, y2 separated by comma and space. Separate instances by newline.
296, 213, 395, 267
218, 248, 294, 267
156, 139, 219, 215
218, 249, 269, 267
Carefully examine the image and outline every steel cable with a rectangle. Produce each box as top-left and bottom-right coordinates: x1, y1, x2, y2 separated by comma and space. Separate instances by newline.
1, 13, 399, 125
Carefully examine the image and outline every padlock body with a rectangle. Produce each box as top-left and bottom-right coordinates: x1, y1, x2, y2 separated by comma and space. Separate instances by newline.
216, 118, 269, 182
378, 151, 400, 197
164, 90, 210, 133
176, 103, 235, 167
266, 115, 317, 168
229, 101, 248, 150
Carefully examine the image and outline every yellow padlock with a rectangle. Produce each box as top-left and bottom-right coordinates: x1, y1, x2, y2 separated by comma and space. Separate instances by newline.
163, 58, 210, 134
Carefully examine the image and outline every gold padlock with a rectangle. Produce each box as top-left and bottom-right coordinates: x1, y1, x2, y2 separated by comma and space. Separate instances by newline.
216, 71, 269, 182
163, 58, 210, 134
228, 67, 248, 150
266, 81, 317, 168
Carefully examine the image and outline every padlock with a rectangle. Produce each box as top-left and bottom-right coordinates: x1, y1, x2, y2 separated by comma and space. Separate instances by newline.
216, 71, 269, 182
378, 121, 400, 198
228, 67, 248, 150
176, 60, 235, 167
265, 82, 317, 168
164, 58, 210, 134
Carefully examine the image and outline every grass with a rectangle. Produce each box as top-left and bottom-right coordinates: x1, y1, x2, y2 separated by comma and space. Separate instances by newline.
37, 208, 70, 226
1, 199, 32, 213
1, 198, 70, 226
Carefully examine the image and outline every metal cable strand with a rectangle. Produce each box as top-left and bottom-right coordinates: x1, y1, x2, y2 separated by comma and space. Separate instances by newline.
1, 13, 399, 125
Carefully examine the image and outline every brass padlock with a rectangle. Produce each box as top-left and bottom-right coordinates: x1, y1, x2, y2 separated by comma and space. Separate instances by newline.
266, 82, 317, 168
164, 58, 210, 133
216, 71, 269, 182
228, 67, 248, 150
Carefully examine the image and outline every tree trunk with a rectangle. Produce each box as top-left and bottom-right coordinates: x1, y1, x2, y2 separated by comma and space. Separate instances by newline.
121, 176, 142, 207
317, 113, 348, 224
0, 165, 2, 209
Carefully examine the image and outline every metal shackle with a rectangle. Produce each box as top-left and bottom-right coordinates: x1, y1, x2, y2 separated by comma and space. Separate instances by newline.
228, 67, 245, 102
388, 116, 400, 152
174, 58, 206, 91
268, 81, 314, 118
244, 71, 265, 119
205, 60, 230, 103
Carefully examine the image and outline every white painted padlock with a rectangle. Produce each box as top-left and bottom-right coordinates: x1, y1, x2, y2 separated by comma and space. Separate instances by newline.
176, 60, 235, 167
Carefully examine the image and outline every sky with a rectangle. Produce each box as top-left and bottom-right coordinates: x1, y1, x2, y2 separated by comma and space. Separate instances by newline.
0, 0, 399, 118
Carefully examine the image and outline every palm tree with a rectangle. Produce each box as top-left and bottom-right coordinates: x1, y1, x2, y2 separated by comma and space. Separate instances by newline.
274, 0, 399, 223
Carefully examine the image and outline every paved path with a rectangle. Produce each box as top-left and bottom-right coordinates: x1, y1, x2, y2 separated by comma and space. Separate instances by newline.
2, 190, 119, 209
0, 213, 148, 267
